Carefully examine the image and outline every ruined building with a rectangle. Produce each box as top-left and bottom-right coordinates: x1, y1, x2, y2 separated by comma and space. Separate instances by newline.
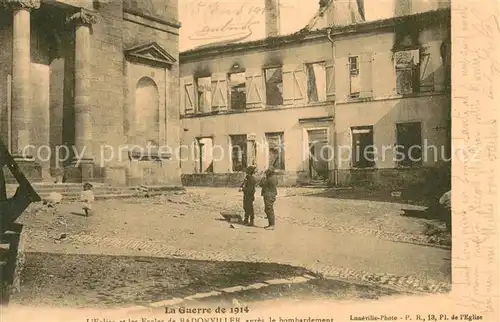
0, 0, 182, 185
179, 0, 451, 188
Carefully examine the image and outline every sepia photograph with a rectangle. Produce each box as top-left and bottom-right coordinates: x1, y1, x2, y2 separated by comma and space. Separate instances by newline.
0, 0, 494, 320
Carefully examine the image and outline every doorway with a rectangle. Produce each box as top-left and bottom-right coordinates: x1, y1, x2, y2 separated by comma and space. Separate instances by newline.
307, 129, 329, 181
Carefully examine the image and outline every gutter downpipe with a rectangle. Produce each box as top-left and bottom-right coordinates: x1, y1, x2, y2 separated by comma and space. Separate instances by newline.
327, 28, 339, 186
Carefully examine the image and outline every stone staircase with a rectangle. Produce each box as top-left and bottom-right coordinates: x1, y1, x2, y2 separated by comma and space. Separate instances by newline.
299, 179, 330, 188
5, 183, 184, 201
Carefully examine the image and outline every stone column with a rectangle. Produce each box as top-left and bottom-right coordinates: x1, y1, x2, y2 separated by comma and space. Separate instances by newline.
65, 8, 97, 182
3, 0, 40, 158
1, 0, 42, 182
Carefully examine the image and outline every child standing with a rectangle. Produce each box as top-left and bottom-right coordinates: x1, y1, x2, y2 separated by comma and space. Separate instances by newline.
81, 182, 95, 217
259, 168, 278, 230
239, 165, 257, 226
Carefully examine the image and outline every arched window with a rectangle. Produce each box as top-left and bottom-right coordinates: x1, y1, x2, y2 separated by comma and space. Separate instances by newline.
135, 77, 159, 147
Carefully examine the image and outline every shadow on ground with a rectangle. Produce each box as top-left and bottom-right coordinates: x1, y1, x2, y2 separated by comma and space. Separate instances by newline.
13, 252, 402, 309
13, 252, 313, 308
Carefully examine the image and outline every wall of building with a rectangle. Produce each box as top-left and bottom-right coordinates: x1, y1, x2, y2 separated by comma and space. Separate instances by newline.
332, 17, 450, 188
84, 1, 125, 184
180, 38, 332, 83
121, 1, 181, 186
181, 104, 334, 186
179, 9, 450, 188
63, 0, 181, 186
180, 37, 335, 186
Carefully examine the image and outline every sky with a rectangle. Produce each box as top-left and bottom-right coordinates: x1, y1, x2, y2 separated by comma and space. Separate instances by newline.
178, 0, 408, 51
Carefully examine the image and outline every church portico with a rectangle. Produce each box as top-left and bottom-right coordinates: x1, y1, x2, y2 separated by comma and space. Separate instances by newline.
0, 0, 182, 186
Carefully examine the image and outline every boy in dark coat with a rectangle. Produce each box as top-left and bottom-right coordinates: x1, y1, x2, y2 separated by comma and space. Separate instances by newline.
259, 168, 278, 230
240, 165, 257, 226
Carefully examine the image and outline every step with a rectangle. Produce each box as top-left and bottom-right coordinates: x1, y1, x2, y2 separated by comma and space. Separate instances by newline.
138, 185, 185, 192
6, 184, 121, 191
6, 186, 135, 194
5, 184, 185, 201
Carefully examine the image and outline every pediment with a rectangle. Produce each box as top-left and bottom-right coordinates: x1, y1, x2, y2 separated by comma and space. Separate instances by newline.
124, 42, 177, 67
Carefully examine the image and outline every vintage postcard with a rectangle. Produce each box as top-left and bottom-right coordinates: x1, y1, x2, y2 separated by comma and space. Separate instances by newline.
0, 0, 498, 321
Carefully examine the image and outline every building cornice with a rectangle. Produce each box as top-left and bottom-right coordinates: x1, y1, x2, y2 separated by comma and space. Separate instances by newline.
123, 8, 181, 29
0, 0, 40, 10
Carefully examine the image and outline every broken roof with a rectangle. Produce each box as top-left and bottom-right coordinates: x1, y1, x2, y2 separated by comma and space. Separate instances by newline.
180, 8, 450, 61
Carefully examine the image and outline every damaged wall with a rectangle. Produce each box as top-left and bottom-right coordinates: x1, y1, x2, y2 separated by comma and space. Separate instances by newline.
333, 11, 450, 188
180, 36, 335, 186
179, 8, 450, 187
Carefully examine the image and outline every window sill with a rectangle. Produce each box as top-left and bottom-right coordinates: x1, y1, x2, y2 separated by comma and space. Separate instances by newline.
181, 101, 334, 118
337, 91, 448, 105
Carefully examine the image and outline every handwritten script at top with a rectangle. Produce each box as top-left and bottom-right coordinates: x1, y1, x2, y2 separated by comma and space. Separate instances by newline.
185, 0, 291, 42
452, 4, 498, 315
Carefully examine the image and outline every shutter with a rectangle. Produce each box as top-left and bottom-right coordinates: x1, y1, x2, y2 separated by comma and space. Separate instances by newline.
359, 52, 373, 98
325, 60, 335, 101
181, 76, 195, 114
282, 64, 306, 106
211, 73, 228, 112
419, 44, 437, 92
247, 139, 256, 166
245, 68, 264, 108
372, 51, 397, 97
336, 56, 350, 101
425, 41, 444, 91
282, 65, 294, 106
292, 65, 307, 105
256, 137, 268, 170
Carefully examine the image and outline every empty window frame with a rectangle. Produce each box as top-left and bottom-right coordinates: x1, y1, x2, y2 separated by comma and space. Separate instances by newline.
265, 132, 285, 170
306, 62, 327, 102
228, 72, 246, 110
264, 67, 283, 106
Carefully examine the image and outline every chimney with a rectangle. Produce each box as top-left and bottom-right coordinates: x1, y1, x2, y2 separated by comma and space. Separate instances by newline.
356, 0, 365, 20
394, 0, 412, 16
327, 0, 365, 26
265, 0, 280, 37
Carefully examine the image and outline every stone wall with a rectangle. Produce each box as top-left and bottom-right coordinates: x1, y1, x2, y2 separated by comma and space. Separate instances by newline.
86, 1, 125, 184
122, 8, 181, 186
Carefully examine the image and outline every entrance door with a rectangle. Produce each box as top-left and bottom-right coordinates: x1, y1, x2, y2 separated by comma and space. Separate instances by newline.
307, 129, 329, 180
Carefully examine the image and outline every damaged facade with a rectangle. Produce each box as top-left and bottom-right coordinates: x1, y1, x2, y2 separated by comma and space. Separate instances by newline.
179, 0, 451, 188
0, 0, 182, 185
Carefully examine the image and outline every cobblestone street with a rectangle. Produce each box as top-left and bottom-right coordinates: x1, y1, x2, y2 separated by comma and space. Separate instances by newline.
18, 187, 451, 299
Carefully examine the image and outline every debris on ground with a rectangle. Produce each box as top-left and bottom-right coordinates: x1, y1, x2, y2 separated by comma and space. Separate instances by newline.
44, 192, 63, 206
54, 233, 67, 241
167, 198, 189, 205
391, 191, 402, 197
57, 217, 67, 227
221, 212, 243, 223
